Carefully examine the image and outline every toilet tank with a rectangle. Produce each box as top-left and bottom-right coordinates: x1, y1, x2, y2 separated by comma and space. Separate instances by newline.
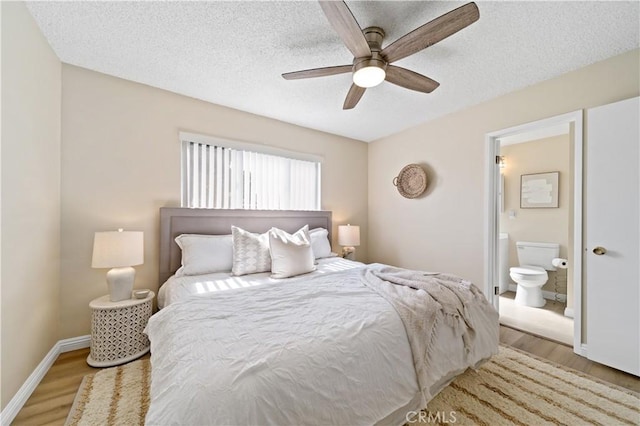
516, 241, 560, 270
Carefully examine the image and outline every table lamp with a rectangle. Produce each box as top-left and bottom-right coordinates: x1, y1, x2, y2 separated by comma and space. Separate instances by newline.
92, 229, 144, 302
338, 224, 360, 261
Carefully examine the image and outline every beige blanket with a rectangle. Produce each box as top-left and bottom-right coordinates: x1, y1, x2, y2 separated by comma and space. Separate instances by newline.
361, 266, 496, 404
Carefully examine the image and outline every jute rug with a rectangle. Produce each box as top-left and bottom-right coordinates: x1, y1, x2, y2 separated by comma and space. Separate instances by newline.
66, 346, 639, 425
66, 358, 150, 426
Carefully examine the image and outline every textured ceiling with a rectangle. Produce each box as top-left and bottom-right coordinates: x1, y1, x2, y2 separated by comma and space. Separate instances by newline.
27, 1, 639, 142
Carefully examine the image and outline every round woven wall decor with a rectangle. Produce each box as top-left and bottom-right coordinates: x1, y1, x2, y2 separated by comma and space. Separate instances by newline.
393, 164, 427, 199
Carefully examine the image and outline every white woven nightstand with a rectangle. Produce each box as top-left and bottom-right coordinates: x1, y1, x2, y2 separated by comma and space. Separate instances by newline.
87, 291, 154, 367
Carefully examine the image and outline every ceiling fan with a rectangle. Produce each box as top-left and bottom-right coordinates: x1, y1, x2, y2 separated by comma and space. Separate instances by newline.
282, 1, 480, 110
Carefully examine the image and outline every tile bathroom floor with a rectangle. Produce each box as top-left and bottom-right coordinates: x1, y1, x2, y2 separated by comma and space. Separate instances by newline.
499, 291, 573, 346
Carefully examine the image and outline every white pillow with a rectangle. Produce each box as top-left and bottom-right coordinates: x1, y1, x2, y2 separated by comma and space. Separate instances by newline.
231, 226, 271, 276
309, 227, 333, 259
269, 225, 316, 279
175, 234, 233, 276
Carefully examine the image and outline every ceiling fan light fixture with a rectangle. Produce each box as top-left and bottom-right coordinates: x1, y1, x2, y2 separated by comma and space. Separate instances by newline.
352, 57, 387, 88
353, 66, 386, 88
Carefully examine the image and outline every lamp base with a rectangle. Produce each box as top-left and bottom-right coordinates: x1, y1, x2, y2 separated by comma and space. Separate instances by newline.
106, 266, 135, 302
342, 247, 356, 261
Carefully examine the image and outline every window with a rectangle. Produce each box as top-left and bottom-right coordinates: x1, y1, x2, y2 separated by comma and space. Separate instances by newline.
181, 133, 321, 210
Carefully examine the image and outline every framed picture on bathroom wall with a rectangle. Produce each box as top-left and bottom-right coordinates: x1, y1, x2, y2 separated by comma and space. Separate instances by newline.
520, 171, 559, 208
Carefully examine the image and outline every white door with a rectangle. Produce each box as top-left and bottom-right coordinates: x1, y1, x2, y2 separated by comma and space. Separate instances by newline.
585, 96, 639, 376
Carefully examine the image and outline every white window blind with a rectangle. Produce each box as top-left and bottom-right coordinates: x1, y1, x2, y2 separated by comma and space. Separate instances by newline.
181, 140, 321, 210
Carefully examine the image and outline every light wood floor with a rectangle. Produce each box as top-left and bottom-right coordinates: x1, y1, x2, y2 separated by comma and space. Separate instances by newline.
12, 326, 639, 425
12, 351, 151, 426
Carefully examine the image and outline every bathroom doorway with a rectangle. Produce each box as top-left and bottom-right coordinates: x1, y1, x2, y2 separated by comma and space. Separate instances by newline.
484, 111, 583, 352
497, 124, 573, 345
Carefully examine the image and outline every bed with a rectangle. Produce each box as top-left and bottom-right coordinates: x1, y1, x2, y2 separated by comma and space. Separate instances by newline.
145, 208, 499, 425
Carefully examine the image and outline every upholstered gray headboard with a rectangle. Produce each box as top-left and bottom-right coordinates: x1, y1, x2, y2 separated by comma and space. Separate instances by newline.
159, 208, 332, 285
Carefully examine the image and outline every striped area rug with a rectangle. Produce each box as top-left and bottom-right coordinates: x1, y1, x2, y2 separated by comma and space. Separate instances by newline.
419, 346, 639, 425
66, 346, 639, 425
65, 359, 150, 426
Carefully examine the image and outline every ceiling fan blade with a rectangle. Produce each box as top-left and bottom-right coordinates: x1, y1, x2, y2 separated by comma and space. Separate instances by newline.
319, 1, 371, 58
385, 65, 440, 93
282, 65, 352, 80
343, 84, 366, 110
381, 2, 479, 64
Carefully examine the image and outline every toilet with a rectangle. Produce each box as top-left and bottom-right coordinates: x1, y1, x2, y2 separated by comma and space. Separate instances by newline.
509, 241, 559, 307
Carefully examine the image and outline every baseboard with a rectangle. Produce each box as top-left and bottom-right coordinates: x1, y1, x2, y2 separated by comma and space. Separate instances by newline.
507, 284, 567, 303
0, 343, 60, 425
60, 335, 91, 352
564, 307, 574, 318
0, 335, 90, 425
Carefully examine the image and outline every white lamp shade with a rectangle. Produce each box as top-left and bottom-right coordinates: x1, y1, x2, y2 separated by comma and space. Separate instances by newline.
92, 230, 144, 268
338, 225, 360, 247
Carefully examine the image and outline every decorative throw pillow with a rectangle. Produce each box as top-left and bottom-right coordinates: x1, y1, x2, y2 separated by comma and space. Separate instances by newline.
269, 225, 316, 279
309, 227, 333, 259
175, 234, 233, 276
231, 226, 271, 276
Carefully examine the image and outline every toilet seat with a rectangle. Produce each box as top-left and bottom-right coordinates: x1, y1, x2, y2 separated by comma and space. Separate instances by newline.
509, 265, 548, 287
510, 265, 547, 280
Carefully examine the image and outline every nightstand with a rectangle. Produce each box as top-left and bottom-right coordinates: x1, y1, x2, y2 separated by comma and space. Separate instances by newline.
87, 291, 154, 367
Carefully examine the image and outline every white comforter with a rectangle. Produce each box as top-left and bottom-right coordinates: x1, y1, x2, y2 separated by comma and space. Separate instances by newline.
157, 257, 363, 308
145, 264, 498, 425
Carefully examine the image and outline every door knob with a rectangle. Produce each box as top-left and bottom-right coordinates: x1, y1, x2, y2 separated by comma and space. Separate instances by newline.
592, 246, 607, 255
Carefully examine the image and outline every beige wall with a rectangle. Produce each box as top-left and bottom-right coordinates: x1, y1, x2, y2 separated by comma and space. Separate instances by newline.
60, 65, 368, 338
1, 2, 61, 409
368, 49, 640, 296
500, 135, 571, 295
